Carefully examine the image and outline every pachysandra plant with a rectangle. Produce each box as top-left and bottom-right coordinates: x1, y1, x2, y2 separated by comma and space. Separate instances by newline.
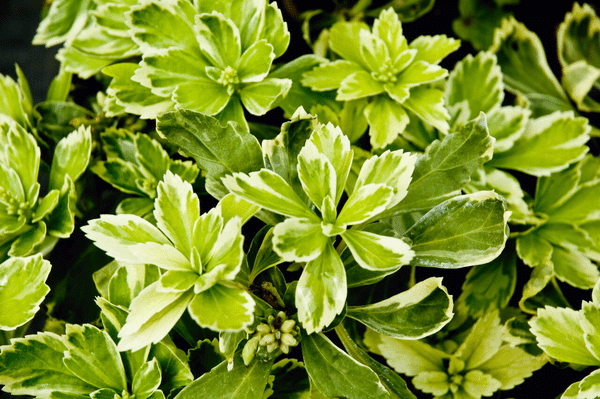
2, 1, 600, 398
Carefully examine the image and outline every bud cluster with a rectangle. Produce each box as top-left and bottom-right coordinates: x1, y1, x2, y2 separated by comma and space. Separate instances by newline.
242, 311, 300, 365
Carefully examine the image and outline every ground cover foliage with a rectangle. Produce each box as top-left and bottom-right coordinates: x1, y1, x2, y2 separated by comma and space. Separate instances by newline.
1, 0, 600, 398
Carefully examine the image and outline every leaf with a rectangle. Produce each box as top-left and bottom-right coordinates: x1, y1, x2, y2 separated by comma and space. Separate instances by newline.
347, 277, 453, 339
271, 55, 339, 117
0, 331, 94, 397
297, 140, 337, 211
82, 214, 190, 271
530, 306, 600, 366
33, 0, 93, 46
456, 245, 517, 317
544, 179, 600, 225
103, 63, 175, 119
405, 191, 509, 268
187, 284, 254, 331
487, 106, 530, 152
578, 368, 600, 399
296, 243, 346, 334
49, 126, 92, 191
222, 169, 315, 220
341, 229, 414, 271
154, 171, 199, 259
477, 345, 545, 390
302, 60, 364, 92
365, 95, 410, 149
455, 311, 504, 369
384, 113, 494, 215
150, 341, 194, 394
266, 359, 310, 399
132, 358, 161, 398
302, 331, 391, 399
490, 17, 572, 116
489, 111, 590, 176
445, 52, 503, 126
157, 109, 263, 195
272, 218, 328, 262
337, 184, 394, 225
195, 12, 241, 69
63, 324, 127, 392
118, 282, 194, 352
174, 354, 272, 399
239, 78, 291, 116
338, 71, 385, 101
0, 119, 39, 198
557, 3, 600, 112
409, 35, 460, 65
0, 255, 51, 330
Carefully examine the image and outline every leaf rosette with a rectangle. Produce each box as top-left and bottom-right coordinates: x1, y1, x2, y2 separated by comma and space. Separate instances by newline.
83, 171, 255, 351
223, 121, 417, 333
302, 8, 460, 148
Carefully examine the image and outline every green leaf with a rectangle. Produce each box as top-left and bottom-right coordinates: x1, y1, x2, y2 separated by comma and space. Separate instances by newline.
339, 183, 396, 226
530, 306, 600, 366
445, 52, 503, 126
384, 113, 494, 215
237, 40, 275, 83
239, 78, 291, 116
82, 214, 190, 271
9, 221, 47, 258
302, 60, 364, 92
187, 284, 254, 331
405, 191, 509, 268
490, 17, 572, 116
347, 277, 452, 339
0, 255, 51, 330
296, 243, 346, 334
0, 331, 94, 397
402, 87, 449, 133
557, 4, 600, 112
489, 111, 590, 176
32, 0, 93, 46
118, 282, 194, 352
577, 368, 600, 399
35, 101, 93, 143
272, 218, 328, 262
0, 119, 39, 199
265, 359, 310, 399
544, 179, 600, 225
150, 340, 194, 394
302, 331, 391, 399
477, 346, 545, 390
195, 12, 241, 69
550, 244, 599, 289
456, 245, 517, 317
157, 109, 263, 196
297, 140, 337, 212
409, 35, 460, 65
580, 302, 600, 366
63, 324, 127, 392
223, 169, 315, 220
132, 358, 161, 398
486, 106, 530, 152
342, 229, 414, 271
329, 21, 371, 67
455, 311, 504, 369
338, 71, 385, 101
154, 171, 199, 259
365, 96, 410, 149
103, 63, 175, 119
174, 354, 272, 399
49, 126, 92, 191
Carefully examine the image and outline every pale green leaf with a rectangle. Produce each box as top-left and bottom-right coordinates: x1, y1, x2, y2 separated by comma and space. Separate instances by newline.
551, 245, 599, 289
0, 331, 94, 397
302, 60, 365, 91
63, 324, 127, 392
405, 191, 509, 268
0, 119, 39, 198
411, 371, 449, 396
296, 243, 346, 334
174, 78, 231, 115
463, 370, 502, 398
478, 345, 545, 390
222, 169, 315, 220
32, 0, 93, 47
530, 306, 600, 366
297, 141, 337, 211
239, 78, 291, 116
32, 190, 60, 223
580, 302, 600, 364
338, 184, 395, 225
578, 368, 600, 399
237, 40, 275, 83
456, 247, 517, 317
338, 71, 385, 101
396, 61, 447, 88
272, 218, 328, 263
402, 87, 449, 134
562, 60, 600, 113
445, 52, 503, 125
9, 221, 47, 258
56, 46, 116, 80
197, 216, 244, 284
329, 21, 371, 68
0, 255, 51, 330
187, 284, 254, 331
159, 270, 197, 293
365, 329, 449, 376
118, 282, 194, 352
490, 17, 572, 115
0, 75, 32, 130
154, 171, 199, 259
302, 332, 391, 399
82, 214, 190, 271
489, 111, 589, 176
455, 311, 504, 369
544, 180, 600, 225
150, 340, 194, 394
195, 12, 241, 69
409, 35, 461, 65
174, 354, 272, 399
486, 105, 530, 152
132, 358, 161, 399
261, 2, 289, 58
49, 126, 92, 191
365, 96, 410, 149
215, 193, 259, 225
103, 63, 175, 119
342, 229, 414, 271
107, 263, 160, 309
373, 8, 408, 61
348, 277, 452, 339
